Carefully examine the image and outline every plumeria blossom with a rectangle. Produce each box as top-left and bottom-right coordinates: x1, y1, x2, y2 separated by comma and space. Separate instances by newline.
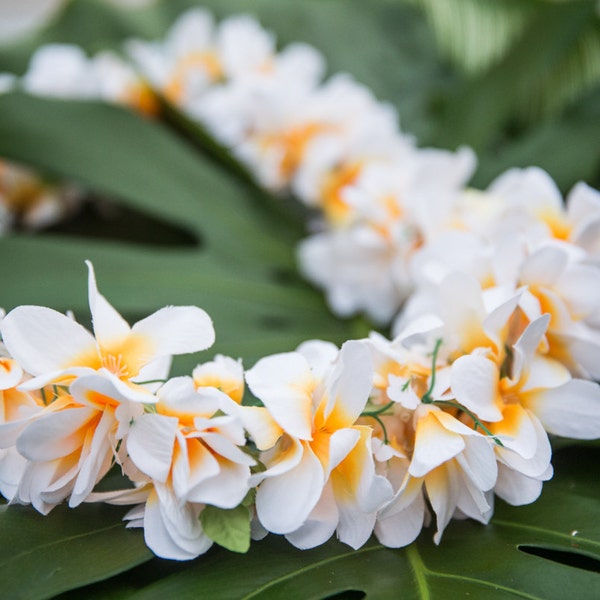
193, 355, 281, 452
0, 340, 43, 502
127, 9, 275, 111
0, 261, 215, 514
11, 373, 141, 514
21, 44, 101, 99
20, 43, 157, 115
246, 339, 393, 549
94, 374, 255, 560
1, 260, 215, 398
363, 332, 498, 545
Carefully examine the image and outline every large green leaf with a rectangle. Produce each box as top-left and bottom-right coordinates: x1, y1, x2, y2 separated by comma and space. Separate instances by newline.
0, 502, 152, 600
434, 0, 600, 150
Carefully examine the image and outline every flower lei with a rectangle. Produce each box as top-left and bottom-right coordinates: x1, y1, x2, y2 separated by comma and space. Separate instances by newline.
0, 7, 599, 561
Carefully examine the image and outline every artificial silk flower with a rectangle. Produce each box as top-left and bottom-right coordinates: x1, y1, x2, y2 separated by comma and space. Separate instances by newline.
0, 261, 215, 399
507, 242, 600, 380
11, 372, 141, 513
298, 224, 415, 324
0, 351, 43, 502
127, 9, 274, 111
246, 340, 393, 547
192, 355, 281, 451
106, 375, 255, 560
363, 333, 498, 545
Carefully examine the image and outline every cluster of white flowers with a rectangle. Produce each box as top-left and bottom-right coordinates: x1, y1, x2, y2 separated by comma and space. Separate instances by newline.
1, 7, 600, 562
0, 261, 598, 560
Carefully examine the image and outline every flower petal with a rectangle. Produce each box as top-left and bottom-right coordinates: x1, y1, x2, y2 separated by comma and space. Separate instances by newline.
409, 410, 465, 478
285, 482, 338, 549
16, 406, 97, 461
451, 355, 502, 422
525, 378, 600, 439
132, 305, 215, 357
86, 260, 131, 348
127, 413, 178, 482
245, 352, 313, 440
1, 306, 98, 375
255, 444, 324, 534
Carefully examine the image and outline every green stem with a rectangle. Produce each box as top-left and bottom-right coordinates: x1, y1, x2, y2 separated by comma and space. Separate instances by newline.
361, 401, 395, 418
433, 399, 504, 447
368, 414, 389, 445
421, 338, 443, 404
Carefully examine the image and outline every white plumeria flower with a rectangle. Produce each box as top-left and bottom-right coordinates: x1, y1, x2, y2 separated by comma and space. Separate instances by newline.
363, 333, 497, 546
298, 224, 415, 324
511, 243, 600, 379
0, 347, 42, 503
458, 167, 600, 256
12, 372, 142, 513
234, 74, 395, 193
192, 42, 325, 147
246, 340, 392, 548
192, 355, 281, 451
127, 376, 255, 508
394, 271, 521, 365
106, 375, 255, 560
21, 44, 101, 99
127, 9, 274, 111
1, 261, 215, 400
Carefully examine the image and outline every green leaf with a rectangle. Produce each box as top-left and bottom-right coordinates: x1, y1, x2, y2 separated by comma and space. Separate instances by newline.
408, 0, 537, 75
200, 505, 251, 554
435, 0, 600, 151
0, 503, 151, 600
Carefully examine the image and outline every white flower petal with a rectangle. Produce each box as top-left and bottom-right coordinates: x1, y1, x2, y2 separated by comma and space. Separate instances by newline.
451, 355, 502, 422
324, 340, 373, 426
1, 306, 97, 375
187, 459, 250, 508
16, 406, 96, 461
86, 261, 130, 349
245, 352, 313, 440
409, 411, 465, 478
526, 379, 600, 439
494, 463, 546, 506
144, 487, 211, 560
132, 305, 215, 358
255, 445, 324, 534
285, 482, 338, 549
127, 413, 178, 482
375, 486, 425, 548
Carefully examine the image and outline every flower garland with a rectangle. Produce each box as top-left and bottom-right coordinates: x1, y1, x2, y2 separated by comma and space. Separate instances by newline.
0, 7, 599, 561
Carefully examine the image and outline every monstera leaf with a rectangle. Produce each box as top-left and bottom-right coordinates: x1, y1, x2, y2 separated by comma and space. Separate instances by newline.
0, 1, 598, 599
